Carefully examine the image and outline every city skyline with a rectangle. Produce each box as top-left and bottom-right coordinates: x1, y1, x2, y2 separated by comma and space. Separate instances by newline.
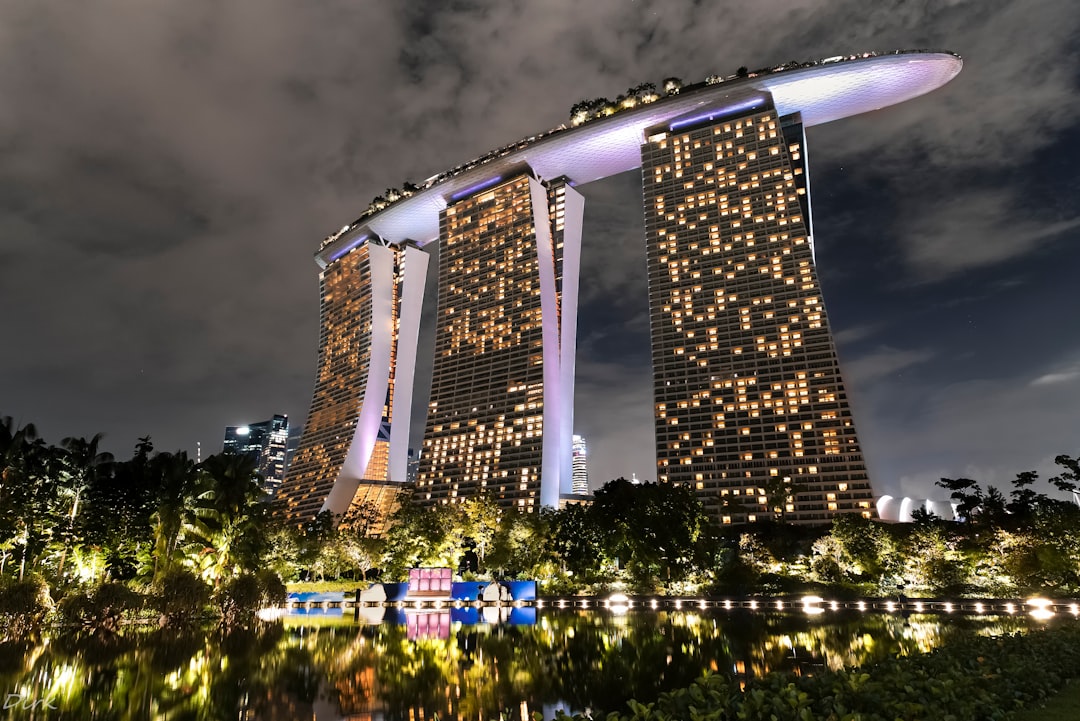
2, 1, 1078, 502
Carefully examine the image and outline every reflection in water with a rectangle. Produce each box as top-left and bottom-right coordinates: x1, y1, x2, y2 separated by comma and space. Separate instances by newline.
0, 610, 1054, 720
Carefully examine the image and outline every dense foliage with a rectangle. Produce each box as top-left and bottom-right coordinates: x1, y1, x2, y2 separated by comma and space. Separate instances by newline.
557, 624, 1080, 721
4, 414, 1080, 619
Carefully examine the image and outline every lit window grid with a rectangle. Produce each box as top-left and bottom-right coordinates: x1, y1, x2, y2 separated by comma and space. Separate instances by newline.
277, 244, 401, 523
419, 174, 564, 510
641, 107, 874, 523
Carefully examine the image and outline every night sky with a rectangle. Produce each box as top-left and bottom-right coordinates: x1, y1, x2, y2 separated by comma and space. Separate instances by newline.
3, 1, 1078, 501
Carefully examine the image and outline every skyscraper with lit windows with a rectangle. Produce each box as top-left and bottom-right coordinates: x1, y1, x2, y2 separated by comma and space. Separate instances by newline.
416, 172, 583, 510
223, 414, 289, 494
276, 240, 427, 525
571, 434, 589, 495
291, 51, 961, 526
641, 101, 874, 523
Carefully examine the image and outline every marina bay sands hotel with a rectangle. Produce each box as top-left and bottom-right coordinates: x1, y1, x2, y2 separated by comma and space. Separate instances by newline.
277, 50, 962, 526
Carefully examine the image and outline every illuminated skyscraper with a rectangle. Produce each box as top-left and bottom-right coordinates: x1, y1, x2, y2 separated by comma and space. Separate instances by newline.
296, 51, 960, 525
641, 100, 874, 523
223, 414, 289, 494
276, 240, 427, 524
571, 434, 588, 494
416, 172, 583, 510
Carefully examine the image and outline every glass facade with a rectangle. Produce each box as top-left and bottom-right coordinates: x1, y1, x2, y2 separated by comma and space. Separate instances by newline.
571, 434, 589, 495
417, 173, 582, 510
641, 102, 875, 523
222, 414, 289, 494
277, 242, 412, 524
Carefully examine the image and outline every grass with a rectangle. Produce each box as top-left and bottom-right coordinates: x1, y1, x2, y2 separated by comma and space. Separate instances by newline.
285, 580, 364, 594
1011, 680, 1080, 721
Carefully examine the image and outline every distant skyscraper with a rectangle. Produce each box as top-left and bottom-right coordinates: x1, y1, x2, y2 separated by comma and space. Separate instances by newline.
276, 240, 427, 525
416, 174, 583, 511
571, 434, 589, 494
223, 414, 289, 494
641, 101, 874, 522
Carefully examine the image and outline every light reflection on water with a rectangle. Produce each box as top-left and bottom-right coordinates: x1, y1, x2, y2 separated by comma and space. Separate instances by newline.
0, 609, 1056, 720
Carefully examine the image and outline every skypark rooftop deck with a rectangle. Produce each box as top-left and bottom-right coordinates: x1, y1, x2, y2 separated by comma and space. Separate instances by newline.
317, 50, 961, 266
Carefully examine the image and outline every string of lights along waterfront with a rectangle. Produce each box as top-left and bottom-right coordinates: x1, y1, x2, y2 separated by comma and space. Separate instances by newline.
275, 50, 963, 525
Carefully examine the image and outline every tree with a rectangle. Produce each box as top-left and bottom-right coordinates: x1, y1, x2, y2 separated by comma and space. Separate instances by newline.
764, 475, 805, 523
936, 477, 983, 522
1050, 454, 1080, 498
150, 451, 199, 581
1008, 471, 1044, 518
183, 452, 266, 583
55, 433, 114, 580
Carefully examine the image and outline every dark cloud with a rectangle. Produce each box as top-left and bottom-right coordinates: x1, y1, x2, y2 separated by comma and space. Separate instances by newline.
1, 0, 1078, 501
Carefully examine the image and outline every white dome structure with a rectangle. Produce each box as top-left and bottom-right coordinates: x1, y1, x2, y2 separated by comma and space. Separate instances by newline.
876, 495, 958, 522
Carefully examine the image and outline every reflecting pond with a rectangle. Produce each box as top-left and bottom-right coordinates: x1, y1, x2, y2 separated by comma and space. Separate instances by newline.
0, 607, 1064, 720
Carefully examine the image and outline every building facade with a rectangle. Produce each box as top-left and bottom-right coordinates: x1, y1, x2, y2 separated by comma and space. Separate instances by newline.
416, 173, 583, 511
223, 414, 289, 494
571, 434, 589, 495
283, 52, 961, 526
641, 102, 874, 523
276, 240, 427, 525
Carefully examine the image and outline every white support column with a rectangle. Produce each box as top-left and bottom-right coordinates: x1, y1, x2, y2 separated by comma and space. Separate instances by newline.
322, 243, 397, 519
389, 244, 428, 483
558, 185, 584, 496
530, 177, 563, 508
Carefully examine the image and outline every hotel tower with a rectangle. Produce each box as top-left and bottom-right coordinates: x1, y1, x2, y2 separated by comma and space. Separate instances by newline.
278, 51, 961, 525
642, 102, 873, 523
277, 239, 428, 526
416, 174, 583, 510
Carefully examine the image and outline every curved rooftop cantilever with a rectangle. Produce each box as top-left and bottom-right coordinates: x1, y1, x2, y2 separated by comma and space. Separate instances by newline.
318, 50, 961, 265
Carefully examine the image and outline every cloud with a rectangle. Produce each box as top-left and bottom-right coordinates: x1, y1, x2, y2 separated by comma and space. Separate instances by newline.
1031, 368, 1080, 387
901, 188, 1080, 281
843, 346, 935, 387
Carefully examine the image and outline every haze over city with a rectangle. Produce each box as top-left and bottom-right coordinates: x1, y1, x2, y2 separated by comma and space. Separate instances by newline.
2, 0, 1079, 501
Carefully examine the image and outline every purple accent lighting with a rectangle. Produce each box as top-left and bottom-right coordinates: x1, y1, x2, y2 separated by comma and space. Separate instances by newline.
450, 176, 503, 202
669, 98, 765, 131
329, 234, 368, 261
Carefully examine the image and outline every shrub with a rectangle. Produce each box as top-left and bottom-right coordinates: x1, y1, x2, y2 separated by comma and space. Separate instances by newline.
0, 576, 52, 638
154, 569, 211, 626
553, 625, 1080, 721
57, 582, 144, 633
218, 571, 287, 628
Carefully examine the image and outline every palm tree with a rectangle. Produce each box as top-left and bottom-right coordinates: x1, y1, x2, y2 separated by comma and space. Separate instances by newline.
150, 451, 199, 581
183, 453, 264, 583
55, 434, 114, 580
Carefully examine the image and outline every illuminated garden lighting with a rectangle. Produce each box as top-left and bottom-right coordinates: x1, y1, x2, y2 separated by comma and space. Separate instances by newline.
943, 602, 954, 613
581, 599, 589, 608
885, 601, 896, 612
775, 600, 784, 610
536, 599, 544, 608
914, 602, 924, 613
829, 601, 839, 611
699, 600, 707, 610
801, 596, 824, 616
974, 602, 984, 614
1005, 603, 1015, 614
723, 600, 733, 610
1027, 597, 1055, 621
748, 600, 758, 610
675, 600, 683, 610
1070, 604, 1079, 616
856, 601, 866, 612
650, 599, 659, 609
